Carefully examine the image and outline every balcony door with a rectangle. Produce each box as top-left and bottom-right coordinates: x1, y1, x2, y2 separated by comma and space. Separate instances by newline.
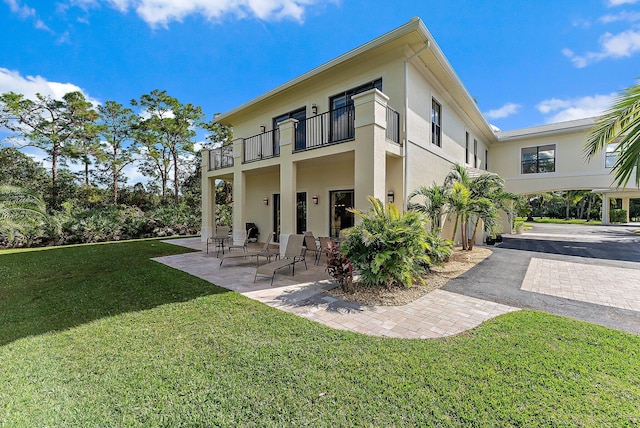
329, 78, 381, 143
274, 107, 306, 152
330, 190, 354, 238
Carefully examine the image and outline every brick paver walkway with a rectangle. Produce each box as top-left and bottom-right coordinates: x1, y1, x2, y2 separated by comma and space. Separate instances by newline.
522, 257, 640, 311
156, 238, 518, 338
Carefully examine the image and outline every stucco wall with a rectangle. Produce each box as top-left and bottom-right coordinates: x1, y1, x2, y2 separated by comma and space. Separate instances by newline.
489, 127, 626, 194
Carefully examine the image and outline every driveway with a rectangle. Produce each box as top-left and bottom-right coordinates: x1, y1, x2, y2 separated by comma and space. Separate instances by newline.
443, 223, 640, 334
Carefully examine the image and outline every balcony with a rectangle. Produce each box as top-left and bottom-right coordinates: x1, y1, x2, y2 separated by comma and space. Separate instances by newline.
208, 145, 234, 171
243, 129, 280, 163
241, 99, 401, 164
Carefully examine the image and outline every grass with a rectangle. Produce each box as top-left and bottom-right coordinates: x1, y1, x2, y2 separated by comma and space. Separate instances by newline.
1, 241, 640, 426
519, 217, 602, 225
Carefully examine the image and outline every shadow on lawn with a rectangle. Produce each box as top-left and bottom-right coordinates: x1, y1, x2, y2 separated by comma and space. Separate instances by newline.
0, 241, 229, 346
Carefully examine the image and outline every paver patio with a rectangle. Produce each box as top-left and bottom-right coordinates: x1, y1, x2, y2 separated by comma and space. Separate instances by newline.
156, 238, 518, 338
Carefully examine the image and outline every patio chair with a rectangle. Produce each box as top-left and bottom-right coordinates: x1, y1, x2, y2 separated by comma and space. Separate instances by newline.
220, 232, 278, 267
228, 231, 249, 253
254, 234, 306, 285
317, 236, 334, 265
303, 233, 321, 265
206, 225, 230, 255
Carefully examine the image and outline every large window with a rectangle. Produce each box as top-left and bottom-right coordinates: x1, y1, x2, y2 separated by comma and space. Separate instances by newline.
465, 132, 470, 164
273, 107, 306, 151
473, 139, 478, 168
329, 79, 381, 144
431, 99, 442, 147
521, 144, 556, 174
606, 142, 620, 168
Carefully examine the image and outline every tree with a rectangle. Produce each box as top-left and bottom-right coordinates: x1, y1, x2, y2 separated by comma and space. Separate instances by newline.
132, 90, 203, 203
96, 101, 139, 204
0, 147, 49, 192
0, 91, 97, 209
585, 80, 640, 187
0, 185, 49, 245
408, 183, 447, 232
65, 92, 100, 188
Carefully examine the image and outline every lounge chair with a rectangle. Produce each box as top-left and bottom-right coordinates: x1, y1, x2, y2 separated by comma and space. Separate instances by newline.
219, 232, 278, 267
228, 232, 249, 253
254, 234, 306, 285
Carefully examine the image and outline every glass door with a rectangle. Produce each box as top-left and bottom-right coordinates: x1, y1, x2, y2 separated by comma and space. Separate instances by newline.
296, 192, 307, 235
330, 190, 354, 238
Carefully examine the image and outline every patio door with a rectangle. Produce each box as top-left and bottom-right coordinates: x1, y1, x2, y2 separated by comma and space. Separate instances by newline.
296, 192, 307, 234
330, 190, 354, 238
273, 193, 280, 242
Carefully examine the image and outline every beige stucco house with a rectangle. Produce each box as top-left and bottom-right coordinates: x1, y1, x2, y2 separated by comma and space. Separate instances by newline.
201, 17, 639, 246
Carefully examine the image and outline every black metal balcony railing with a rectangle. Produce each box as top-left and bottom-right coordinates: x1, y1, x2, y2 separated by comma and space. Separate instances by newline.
294, 104, 355, 152
386, 106, 400, 145
208, 145, 234, 170
243, 129, 280, 163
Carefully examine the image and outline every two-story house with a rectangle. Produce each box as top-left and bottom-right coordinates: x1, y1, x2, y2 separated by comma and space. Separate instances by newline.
201, 17, 639, 246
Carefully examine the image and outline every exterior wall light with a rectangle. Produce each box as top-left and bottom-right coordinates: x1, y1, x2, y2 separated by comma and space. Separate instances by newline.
311, 104, 318, 115
260, 124, 266, 133
387, 190, 395, 203
312, 195, 319, 205
263, 197, 269, 205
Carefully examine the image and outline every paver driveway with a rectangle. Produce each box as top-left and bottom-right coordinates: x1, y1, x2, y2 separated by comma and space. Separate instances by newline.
444, 223, 640, 334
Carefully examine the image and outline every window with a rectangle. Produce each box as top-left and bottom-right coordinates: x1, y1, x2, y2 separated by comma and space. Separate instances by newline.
606, 142, 620, 168
521, 144, 556, 174
473, 139, 478, 168
273, 107, 306, 151
330, 78, 382, 110
465, 132, 469, 164
485, 149, 488, 171
329, 79, 381, 144
431, 99, 442, 147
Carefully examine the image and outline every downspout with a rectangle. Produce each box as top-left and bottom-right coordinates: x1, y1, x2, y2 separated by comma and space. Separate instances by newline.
403, 39, 430, 211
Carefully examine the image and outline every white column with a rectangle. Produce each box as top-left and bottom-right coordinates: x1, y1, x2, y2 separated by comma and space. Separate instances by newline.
200, 149, 215, 242
278, 118, 298, 237
231, 138, 245, 245
622, 197, 631, 223
352, 89, 388, 216
601, 194, 610, 225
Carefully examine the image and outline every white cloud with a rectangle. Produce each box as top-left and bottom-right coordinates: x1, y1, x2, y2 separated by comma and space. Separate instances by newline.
536, 93, 615, 123
5, 0, 35, 18
0, 68, 100, 106
99, 0, 329, 27
607, 0, 638, 6
563, 28, 640, 67
484, 102, 521, 119
599, 10, 640, 23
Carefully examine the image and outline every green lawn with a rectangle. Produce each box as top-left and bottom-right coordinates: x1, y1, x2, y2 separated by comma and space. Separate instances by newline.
519, 217, 602, 225
1, 241, 639, 426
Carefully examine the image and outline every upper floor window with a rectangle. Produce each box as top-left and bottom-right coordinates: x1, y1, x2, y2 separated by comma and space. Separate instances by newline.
330, 78, 382, 111
273, 107, 306, 151
465, 132, 470, 164
432, 99, 442, 147
521, 144, 556, 174
605, 142, 620, 168
473, 139, 478, 168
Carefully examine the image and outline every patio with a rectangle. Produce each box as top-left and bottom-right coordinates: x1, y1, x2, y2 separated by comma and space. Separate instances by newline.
154, 237, 518, 339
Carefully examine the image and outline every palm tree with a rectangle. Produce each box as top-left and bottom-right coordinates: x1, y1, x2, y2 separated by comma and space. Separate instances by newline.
0, 185, 48, 244
444, 164, 518, 250
408, 183, 447, 231
585, 80, 640, 187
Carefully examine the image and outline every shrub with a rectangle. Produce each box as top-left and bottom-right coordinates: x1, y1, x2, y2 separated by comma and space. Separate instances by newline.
610, 209, 627, 223
341, 197, 431, 288
424, 231, 454, 267
326, 244, 353, 293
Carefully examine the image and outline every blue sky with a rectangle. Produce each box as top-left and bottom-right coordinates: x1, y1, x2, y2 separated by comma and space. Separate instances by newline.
2, 0, 640, 178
